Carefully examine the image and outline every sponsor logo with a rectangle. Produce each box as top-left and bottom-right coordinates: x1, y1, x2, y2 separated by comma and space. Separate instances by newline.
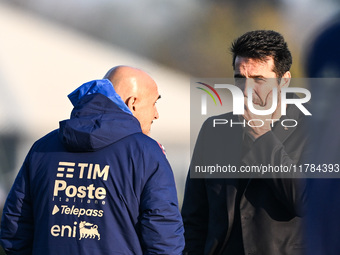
51, 161, 107, 241
79, 221, 100, 240
52, 205, 60, 215
50, 220, 101, 241
52, 205, 104, 218
51, 222, 78, 238
53, 161, 109, 205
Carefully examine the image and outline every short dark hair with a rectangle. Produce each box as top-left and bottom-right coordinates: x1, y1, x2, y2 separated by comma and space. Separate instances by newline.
231, 30, 292, 77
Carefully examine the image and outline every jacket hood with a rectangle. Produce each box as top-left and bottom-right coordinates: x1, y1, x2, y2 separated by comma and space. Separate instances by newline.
59, 79, 142, 152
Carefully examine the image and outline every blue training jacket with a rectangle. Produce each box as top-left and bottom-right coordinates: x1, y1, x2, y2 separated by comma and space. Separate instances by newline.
0, 79, 184, 255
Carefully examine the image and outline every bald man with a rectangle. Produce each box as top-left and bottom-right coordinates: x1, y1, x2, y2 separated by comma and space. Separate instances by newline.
104, 66, 160, 135
0, 66, 185, 255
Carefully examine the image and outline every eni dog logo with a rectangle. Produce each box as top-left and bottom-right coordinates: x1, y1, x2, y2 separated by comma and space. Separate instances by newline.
50, 221, 101, 240
79, 221, 101, 240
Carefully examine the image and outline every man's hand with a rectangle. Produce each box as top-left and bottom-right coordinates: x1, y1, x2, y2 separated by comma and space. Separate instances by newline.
242, 89, 282, 140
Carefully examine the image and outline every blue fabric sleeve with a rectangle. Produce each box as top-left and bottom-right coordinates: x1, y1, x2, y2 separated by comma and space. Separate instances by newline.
0, 153, 34, 255
139, 144, 184, 255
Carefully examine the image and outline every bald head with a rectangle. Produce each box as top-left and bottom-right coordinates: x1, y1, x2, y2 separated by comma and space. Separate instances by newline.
104, 66, 141, 100
103, 65, 160, 135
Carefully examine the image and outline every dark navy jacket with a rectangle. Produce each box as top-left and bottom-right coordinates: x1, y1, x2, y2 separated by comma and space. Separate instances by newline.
0, 79, 184, 255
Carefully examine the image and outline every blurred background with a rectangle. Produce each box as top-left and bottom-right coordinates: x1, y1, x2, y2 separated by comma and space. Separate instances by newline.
0, 0, 340, 222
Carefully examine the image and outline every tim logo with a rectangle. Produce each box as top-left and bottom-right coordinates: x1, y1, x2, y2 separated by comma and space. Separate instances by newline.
197, 82, 311, 116
79, 221, 101, 240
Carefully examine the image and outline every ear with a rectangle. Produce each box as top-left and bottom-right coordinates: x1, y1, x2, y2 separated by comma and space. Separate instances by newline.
279, 71, 291, 88
125, 96, 137, 112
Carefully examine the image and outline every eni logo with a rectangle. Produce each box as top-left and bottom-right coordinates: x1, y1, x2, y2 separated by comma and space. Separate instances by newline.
196, 82, 222, 115
79, 221, 101, 240
50, 221, 101, 240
